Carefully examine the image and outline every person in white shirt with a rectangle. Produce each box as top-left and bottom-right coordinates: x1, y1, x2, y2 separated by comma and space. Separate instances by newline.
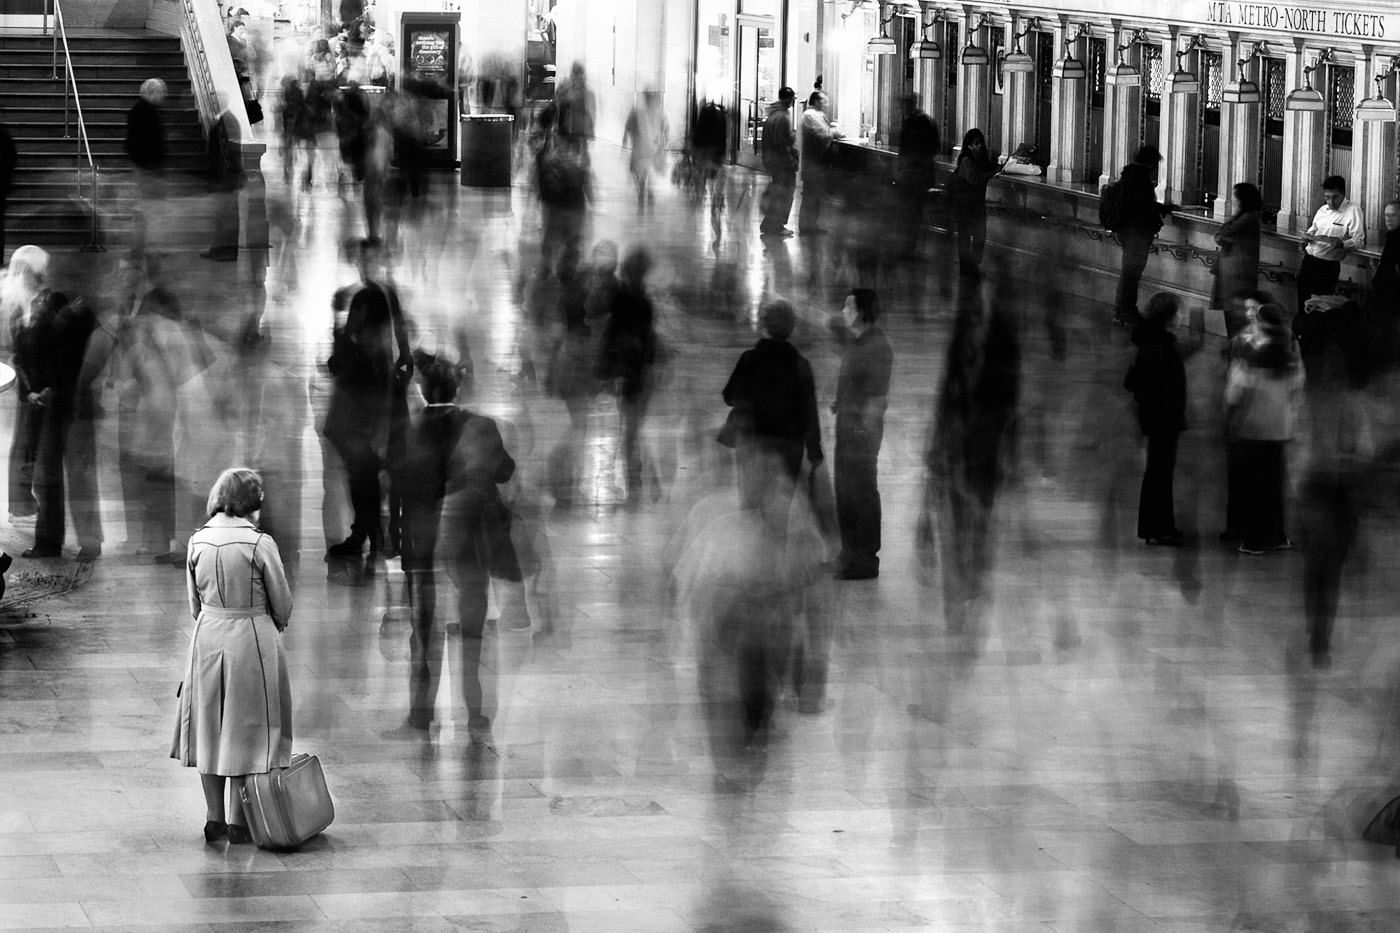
798, 91, 842, 235
1297, 174, 1365, 319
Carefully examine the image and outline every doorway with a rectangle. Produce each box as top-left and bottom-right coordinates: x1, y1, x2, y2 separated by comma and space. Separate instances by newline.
733, 15, 777, 169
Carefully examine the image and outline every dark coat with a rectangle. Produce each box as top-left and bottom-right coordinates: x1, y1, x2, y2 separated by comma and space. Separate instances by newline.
324, 279, 412, 446
1211, 209, 1261, 308
722, 337, 824, 466
1125, 324, 1186, 435
898, 110, 940, 186
125, 98, 166, 171
950, 149, 998, 218
1117, 162, 1167, 238
597, 282, 656, 398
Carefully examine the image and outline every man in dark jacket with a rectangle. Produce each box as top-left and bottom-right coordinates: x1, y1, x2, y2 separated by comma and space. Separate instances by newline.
1114, 145, 1173, 327
126, 78, 168, 251
759, 87, 798, 237
0, 116, 15, 266
1125, 292, 1186, 545
833, 288, 893, 580
722, 298, 823, 508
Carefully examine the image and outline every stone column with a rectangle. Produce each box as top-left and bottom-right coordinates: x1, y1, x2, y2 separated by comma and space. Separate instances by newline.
1099, 20, 1143, 189
1351, 46, 1392, 241
1278, 39, 1326, 233
1047, 18, 1089, 185
1214, 35, 1262, 221
1161, 27, 1202, 209
959, 5, 992, 145
914, 2, 944, 127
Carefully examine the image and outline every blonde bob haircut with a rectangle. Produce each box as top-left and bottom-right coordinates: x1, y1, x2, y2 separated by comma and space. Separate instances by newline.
206, 467, 264, 518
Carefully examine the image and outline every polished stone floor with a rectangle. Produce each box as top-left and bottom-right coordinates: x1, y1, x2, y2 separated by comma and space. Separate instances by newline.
4, 142, 1400, 932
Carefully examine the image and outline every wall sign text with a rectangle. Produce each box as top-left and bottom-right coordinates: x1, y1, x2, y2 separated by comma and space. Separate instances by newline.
1204, 2, 1386, 39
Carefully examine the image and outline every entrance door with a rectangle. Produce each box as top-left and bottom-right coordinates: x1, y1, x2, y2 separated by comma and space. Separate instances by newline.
733, 16, 777, 169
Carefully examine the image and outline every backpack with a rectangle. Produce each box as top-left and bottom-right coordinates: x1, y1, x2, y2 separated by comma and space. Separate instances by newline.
1099, 180, 1123, 231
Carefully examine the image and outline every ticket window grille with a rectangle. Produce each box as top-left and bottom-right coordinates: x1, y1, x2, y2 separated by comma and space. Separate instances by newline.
1257, 57, 1286, 226
1199, 51, 1221, 208
942, 21, 958, 154
1033, 31, 1053, 167
1086, 36, 1105, 183
988, 28, 1005, 152
1142, 45, 1163, 150
1326, 64, 1354, 179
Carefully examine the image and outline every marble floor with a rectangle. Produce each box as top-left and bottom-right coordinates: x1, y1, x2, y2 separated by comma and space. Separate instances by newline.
4, 143, 1400, 932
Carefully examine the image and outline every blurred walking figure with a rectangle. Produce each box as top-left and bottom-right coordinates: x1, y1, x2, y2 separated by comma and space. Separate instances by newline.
895, 94, 939, 260
597, 245, 660, 503
1211, 182, 1262, 337
920, 274, 1021, 635
1224, 302, 1304, 555
948, 128, 1000, 277
125, 79, 167, 251
553, 62, 596, 162
383, 355, 516, 748
721, 298, 823, 510
759, 87, 798, 238
1124, 292, 1187, 547
797, 91, 840, 236
14, 291, 98, 559
832, 289, 892, 580
623, 90, 668, 212
201, 93, 243, 262
323, 237, 412, 575
690, 98, 727, 250
534, 104, 591, 280
2, 245, 49, 523
171, 468, 293, 846
544, 244, 597, 507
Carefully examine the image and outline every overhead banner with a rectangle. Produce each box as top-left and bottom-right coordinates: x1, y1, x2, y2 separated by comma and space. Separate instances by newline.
1204, 2, 1387, 39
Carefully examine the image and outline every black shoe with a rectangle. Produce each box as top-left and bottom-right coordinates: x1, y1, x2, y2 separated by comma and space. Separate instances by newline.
76, 546, 101, 562
21, 546, 61, 559
203, 820, 228, 843
227, 823, 253, 845
836, 566, 879, 581
0, 552, 13, 575
326, 535, 365, 558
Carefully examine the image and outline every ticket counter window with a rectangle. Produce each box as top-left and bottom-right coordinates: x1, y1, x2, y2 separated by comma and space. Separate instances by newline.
988, 28, 1004, 153
1200, 52, 1222, 208
942, 21, 959, 152
1033, 31, 1053, 169
1326, 64, 1354, 179
1086, 37, 1105, 183
1142, 45, 1164, 152
1259, 58, 1286, 226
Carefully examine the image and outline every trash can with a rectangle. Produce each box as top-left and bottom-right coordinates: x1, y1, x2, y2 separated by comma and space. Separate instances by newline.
460, 114, 514, 187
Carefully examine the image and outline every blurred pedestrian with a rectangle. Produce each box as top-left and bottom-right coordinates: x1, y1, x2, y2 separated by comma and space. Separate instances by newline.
1, 244, 48, 523
553, 61, 596, 161
721, 298, 824, 510
1364, 199, 1400, 380
759, 87, 798, 238
126, 78, 168, 251
1124, 292, 1187, 547
171, 467, 294, 846
623, 90, 668, 212
832, 288, 892, 580
1211, 182, 1262, 337
1225, 302, 1304, 555
201, 93, 243, 262
797, 91, 841, 236
948, 128, 1000, 277
895, 94, 939, 260
597, 245, 660, 503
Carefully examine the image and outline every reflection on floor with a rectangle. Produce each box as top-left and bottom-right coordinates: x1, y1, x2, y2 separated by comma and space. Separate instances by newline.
3, 143, 1400, 932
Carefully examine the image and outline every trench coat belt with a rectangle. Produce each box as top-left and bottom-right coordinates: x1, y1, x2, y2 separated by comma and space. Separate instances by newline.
198, 606, 266, 619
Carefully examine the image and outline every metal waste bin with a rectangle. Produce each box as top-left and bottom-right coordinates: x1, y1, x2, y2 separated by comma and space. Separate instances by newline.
460, 114, 514, 187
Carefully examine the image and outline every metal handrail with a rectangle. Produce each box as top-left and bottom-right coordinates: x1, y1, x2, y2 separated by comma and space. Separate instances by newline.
180, 0, 221, 134
47, 0, 102, 250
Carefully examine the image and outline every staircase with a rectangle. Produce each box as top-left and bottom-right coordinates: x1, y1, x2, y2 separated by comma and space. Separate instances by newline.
0, 30, 209, 249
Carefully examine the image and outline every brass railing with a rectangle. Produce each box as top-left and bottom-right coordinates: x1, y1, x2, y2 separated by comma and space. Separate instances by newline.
179, 0, 221, 134
45, 0, 102, 250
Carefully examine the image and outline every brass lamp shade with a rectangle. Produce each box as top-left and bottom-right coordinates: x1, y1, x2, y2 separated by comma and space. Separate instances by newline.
1284, 86, 1325, 111
1002, 49, 1035, 73
1169, 68, 1200, 94
911, 38, 942, 60
868, 35, 898, 56
1106, 61, 1141, 86
1055, 56, 1086, 80
1356, 94, 1398, 122
1223, 79, 1262, 105
962, 43, 990, 66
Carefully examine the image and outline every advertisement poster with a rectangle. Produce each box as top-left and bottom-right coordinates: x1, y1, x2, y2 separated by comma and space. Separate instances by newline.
402, 18, 458, 154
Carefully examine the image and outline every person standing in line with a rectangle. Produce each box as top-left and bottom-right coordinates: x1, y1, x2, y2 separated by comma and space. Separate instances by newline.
948, 128, 1000, 277
171, 468, 293, 846
721, 298, 824, 510
1225, 303, 1305, 556
1124, 292, 1187, 547
1111, 145, 1173, 326
759, 87, 798, 238
1, 115, 18, 266
1211, 181, 1263, 337
832, 288, 893, 580
1364, 199, 1400, 379
1296, 174, 1364, 321
797, 90, 841, 236
895, 94, 940, 261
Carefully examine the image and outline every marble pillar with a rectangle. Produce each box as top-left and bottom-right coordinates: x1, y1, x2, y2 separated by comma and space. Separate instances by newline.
1100, 23, 1143, 190
1215, 37, 1263, 222
1278, 42, 1326, 233
1048, 22, 1089, 186
959, 8, 992, 146
1351, 47, 1393, 242
1161, 30, 1202, 209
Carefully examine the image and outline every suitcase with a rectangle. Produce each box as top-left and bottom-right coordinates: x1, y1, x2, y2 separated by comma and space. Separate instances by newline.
239, 753, 335, 850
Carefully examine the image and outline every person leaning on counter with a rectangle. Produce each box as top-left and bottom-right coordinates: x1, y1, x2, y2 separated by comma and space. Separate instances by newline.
1296, 174, 1365, 320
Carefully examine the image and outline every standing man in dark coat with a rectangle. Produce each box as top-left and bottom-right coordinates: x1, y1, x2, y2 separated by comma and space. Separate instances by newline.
895, 95, 939, 260
0, 115, 16, 266
1364, 199, 1400, 379
1124, 292, 1186, 546
1113, 145, 1173, 327
832, 288, 893, 580
125, 78, 168, 251
759, 87, 798, 237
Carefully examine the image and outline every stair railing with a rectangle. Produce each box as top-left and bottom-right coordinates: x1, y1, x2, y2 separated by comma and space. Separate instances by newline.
47, 0, 102, 251
179, 0, 222, 136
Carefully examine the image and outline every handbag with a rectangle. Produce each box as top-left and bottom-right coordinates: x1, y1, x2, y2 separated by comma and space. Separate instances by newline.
245, 97, 264, 125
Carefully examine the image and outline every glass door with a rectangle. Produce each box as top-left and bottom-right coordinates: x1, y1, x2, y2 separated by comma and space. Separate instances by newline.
733, 16, 777, 169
